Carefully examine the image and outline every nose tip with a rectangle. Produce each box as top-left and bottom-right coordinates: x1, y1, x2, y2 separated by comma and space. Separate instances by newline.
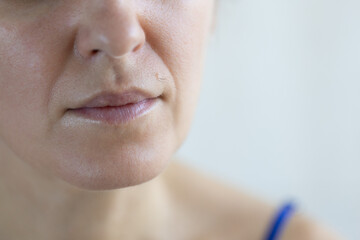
74, 1, 146, 60
106, 26, 145, 59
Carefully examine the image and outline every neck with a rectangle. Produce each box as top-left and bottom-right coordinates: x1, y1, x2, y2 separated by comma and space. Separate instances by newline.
0, 142, 172, 240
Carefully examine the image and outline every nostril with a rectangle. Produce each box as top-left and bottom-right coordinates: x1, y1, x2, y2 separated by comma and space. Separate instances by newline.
92, 49, 100, 54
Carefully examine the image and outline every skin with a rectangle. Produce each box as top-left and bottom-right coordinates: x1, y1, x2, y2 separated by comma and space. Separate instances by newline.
0, 0, 215, 190
0, 0, 345, 239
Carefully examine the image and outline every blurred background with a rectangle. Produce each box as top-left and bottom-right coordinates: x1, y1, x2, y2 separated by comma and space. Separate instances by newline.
176, 0, 360, 239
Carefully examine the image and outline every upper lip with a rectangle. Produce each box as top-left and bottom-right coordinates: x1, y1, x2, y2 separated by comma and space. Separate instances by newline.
70, 89, 159, 109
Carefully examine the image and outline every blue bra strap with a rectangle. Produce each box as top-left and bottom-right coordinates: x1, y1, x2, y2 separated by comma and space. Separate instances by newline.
263, 201, 296, 240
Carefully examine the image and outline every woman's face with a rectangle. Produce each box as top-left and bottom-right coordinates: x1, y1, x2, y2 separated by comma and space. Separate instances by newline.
0, 0, 215, 190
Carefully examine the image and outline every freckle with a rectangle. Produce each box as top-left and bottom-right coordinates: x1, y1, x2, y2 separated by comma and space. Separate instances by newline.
155, 73, 166, 82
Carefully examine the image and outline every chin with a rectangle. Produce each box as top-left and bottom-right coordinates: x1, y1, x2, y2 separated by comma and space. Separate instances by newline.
51, 142, 175, 191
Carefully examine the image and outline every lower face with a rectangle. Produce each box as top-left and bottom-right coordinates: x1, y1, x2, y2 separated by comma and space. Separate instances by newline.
0, 0, 215, 190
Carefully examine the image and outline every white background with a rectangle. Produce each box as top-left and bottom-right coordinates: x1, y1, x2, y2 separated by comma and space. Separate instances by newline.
176, 0, 360, 239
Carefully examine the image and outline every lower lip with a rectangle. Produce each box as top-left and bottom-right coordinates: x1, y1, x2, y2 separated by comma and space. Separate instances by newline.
68, 98, 158, 125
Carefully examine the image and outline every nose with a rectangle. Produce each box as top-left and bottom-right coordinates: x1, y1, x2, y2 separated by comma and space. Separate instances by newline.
74, 0, 145, 60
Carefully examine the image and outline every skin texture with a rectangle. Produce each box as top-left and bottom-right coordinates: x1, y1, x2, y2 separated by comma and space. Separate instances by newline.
0, 0, 218, 239
0, 1, 345, 239
0, 0, 215, 190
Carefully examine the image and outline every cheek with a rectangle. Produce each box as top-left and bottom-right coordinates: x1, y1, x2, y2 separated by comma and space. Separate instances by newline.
141, 0, 214, 146
0, 15, 68, 167
0, 27, 41, 130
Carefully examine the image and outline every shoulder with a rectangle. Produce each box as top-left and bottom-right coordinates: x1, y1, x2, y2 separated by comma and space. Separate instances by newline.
280, 212, 345, 240
160, 158, 276, 239
160, 158, 345, 240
